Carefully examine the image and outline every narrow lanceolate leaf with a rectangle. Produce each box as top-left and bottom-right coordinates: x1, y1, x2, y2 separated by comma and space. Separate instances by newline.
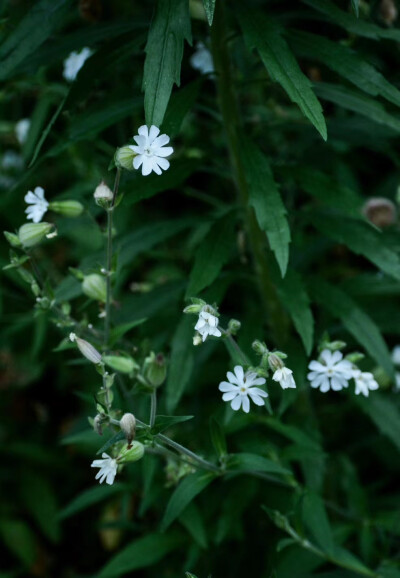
311, 212, 400, 282
273, 268, 314, 354
239, 11, 327, 140
351, 0, 359, 17
161, 471, 215, 531
301, 492, 335, 555
289, 31, 400, 108
186, 213, 235, 297
309, 279, 394, 377
314, 83, 400, 133
202, 0, 216, 25
166, 316, 195, 413
0, 0, 71, 80
143, 0, 192, 127
241, 138, 291, 277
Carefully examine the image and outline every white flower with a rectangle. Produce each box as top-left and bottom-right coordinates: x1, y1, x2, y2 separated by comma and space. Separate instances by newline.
272, 367, 296, 389
308, 349, 353, 393
15, 118, 30, 145
63, 47, 93, 82
218, 365, 268, 413
190, 42, 214, 75
392, 345, 400, 366
24, 186, 49, 223
353, 370, 379, 397
194, 308, 221, 342
91, 453, 117, 485
2, 150, 24, 170
130, 125, 173, 176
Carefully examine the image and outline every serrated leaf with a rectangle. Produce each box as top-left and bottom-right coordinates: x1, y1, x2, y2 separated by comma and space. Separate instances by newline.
202, 0, 216, 25
356, 394, 400, 453
315, 82, 400, 133
289, 31, 400, 108
309, 279, 394, 377
152, 414, 194, 434
186, 213, 235, 297
241, 138, 291, 277
59, 483, 129, 520
239, 10, 326, 140
160, 471, 215, 531
311, 212, 400, 282
97, 532, 182, 577
143, 0, 192, 126
227, 453, 291, 476
166, 316, 194, 413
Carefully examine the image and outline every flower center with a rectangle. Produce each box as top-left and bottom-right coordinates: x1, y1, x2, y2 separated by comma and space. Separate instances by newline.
144, 146, 153, 156
327, 369, 333, 375
240, 387, 246, 393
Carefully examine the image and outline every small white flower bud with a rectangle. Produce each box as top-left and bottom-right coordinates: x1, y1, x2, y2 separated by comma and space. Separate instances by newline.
193, 333, 203, 346
268, 353, 284, 372
70, 333, 102, 364
49, 200, 84, 217
82, 273, 107, 302
120, 413, 136, 444
114, 146, 136, 171
362, 197, 397, 228
18, 222, 55, 248
94, 181, 113, 203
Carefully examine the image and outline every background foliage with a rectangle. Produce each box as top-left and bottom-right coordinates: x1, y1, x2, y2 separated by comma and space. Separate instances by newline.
1, 0, 400, 576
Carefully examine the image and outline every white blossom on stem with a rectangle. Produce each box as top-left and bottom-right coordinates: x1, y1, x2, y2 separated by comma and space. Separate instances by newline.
195, 308, 221, 342
130, 125, 173, 176
353, 370, 379, 397
24, 187, 49, 223
63, 47, 93, 82
190, 42, 214, 74
15, 119, 31, 145
91, 453, 117, 485
219, 365, 268, 413
272, 367, 296, 389
308, 349, 353, 392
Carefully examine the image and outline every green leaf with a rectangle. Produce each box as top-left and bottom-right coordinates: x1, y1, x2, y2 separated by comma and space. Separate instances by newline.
186, 213, 235, 297
96, 431, 126, 455
301, 491, 334, 555
309, 279, 394, 377
202, 0, 216, 25
161, 471, 215, 531
351, 0, 359, 17
209, 416, 227, 458
162, 80, 202, 137
109, 318, 147, 346
166, 316, 195, 413
227, 452, 291, 476
19, 471, 60, 543
356, 394, 400, 453
152, 414, 194, 434
241, 138, 291, 277
273, 267, 314, 354
0, 520, 38, 568
179, 502, 208, 548
59, 483, 129, 520
311, 212, 400, 282
29, 92, 69, 167
97, 532, 182, 577
143, 0, 192, 126
314, 82, 400, 133
239, 10, 326, 140
289, 31, 400, 109
0, 0, 71, 80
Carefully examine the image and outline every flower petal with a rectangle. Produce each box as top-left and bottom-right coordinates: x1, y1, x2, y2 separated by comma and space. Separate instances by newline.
242, 395, 250, 413
154, 146, 173, 158
151, 134, 170, 148
222, 391, 237, 401
133, 155, 143, 169
231, 396, 242, 411
234, 366, 244, 382
148, 125, 160, 143
138, 125, 149, 138
219, 381, 238, 392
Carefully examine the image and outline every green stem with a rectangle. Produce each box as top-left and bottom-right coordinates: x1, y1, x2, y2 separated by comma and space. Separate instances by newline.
149, 389, 157, 429
104, 168, 121, 348
210, 1, 286, 344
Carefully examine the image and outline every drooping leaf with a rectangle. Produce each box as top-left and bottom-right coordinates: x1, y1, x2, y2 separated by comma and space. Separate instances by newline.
309, 279, 394, 377
202, 0, 216, 25
239, 10, 327, 140
241, 137, 291, 277
186, 213, 236, 297
166, 316, 195, 413
161, 471, 215, 531
143, 0, 192, 126
289, 31, 400, 108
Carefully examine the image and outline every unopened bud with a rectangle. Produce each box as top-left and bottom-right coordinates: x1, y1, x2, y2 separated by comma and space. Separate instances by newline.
4, 231, 22, 248
183, 297, 206, 314
268, 353, 284, 372
252, 340, 268, 356
69, 332, 102, 364
322, 340, 346, 352
49, 200, 84, 217
143, 352, 167, 387
18, 222, 55, 248
82, 273, 107, 302
94, 414, 104, 435
363, 197, 397, 228
193, 333, 202, 346
380, 0, 398, 25
117, 441, 144, 463
103, 355, 138, 374
114, 145, 136, 171
345, 352, 365, 363
120, 413, 136, 444
94, 181, 113, 205
228, 319, 241, 335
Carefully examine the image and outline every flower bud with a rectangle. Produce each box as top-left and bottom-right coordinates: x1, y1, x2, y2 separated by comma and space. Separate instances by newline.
82, 273, 107, 302
94, 181, 113, 205
143, 352, 167, 387
183, 297, 206, 314
4, 231, 22, 248
117, 441, 144, 463
268, 353, 284, 372
380, 0, 398, 25
345, 352, 365, 363
70, 332, 102, 364
103, 355, 138, 374
93, 414, 104, 435
362, 197, 397, 228
49, 200, 84, 217
228, 319, 241, 335
193, 333, 202, 346
114, 146, 136, 170
120, 413, 136, 444
252, 340, 268, 356
18, 222, 55, 248
322, 340, 347, 352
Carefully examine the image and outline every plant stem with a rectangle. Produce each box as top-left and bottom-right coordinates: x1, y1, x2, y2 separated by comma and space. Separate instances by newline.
104, 168, 121, 348
149, 389, 157, 429
210, 1, 287, 344
157, 433, 221, 474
